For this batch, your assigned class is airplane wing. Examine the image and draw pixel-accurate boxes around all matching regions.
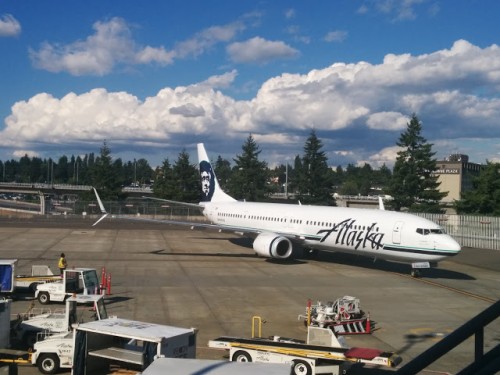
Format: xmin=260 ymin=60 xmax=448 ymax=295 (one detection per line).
xmin=141 ymin=196 xmax=202 ymax=209
xmin=91 ymin=188 xmax=311 ymax=243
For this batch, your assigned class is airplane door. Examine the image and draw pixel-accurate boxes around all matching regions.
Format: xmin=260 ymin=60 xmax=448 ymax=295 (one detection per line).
xmin=392 ymin=221 xmax=404 ymax=244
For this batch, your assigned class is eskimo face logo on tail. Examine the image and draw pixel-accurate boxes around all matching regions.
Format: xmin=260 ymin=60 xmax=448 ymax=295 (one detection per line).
xmin=199 ymin=160 xmax=215 ymax=202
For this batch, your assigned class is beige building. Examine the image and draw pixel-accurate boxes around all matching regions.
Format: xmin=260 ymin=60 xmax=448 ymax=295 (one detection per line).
xmin=433 ymin=154 xmax=482 ymax=203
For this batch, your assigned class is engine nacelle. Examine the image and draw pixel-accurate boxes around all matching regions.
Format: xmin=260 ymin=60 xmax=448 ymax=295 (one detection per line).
xmin=253 ymin=232 xmax=294 ymax=259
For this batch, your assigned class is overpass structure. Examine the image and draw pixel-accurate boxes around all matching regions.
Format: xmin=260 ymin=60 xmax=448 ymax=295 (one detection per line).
xmin=0 ymin=182 xmax=153 ymax=215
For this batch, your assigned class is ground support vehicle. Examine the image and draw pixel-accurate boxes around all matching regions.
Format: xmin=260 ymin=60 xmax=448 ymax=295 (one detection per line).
xmin=70 ymin=317 xmax=197 ymax=375
xmin=298 ymin=296 xmax=373 ymax=335
xmin=13 ymin=294 xmax=107 ymax=348
xmin=0 ymin=298 xmax=32 ymax=371
xmin=0 ymin=259 xmax=60 ymax=295
xmin=35 ymin=268 xmax=100 ymax=304
xmin=208 ymin=325 xmax=401 ymax=375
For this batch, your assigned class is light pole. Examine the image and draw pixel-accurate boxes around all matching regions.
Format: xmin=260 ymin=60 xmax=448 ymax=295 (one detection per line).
xmin=134 ymin=159 xmax=137 ymax=186
xmin=285 ymin=163 xmax=288 ymax=198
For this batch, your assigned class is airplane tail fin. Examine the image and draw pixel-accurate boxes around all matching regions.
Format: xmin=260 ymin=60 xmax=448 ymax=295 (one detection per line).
xmin=197 ymin=143 xmax=236 ymax=204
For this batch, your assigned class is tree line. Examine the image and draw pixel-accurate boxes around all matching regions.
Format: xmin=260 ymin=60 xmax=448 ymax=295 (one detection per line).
xmin=1 ymin=114 xmax=499 ymax=215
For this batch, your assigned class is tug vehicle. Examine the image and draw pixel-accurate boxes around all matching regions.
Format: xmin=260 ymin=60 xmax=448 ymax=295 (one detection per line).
xmin=13 ymin=294 xmax=107 ymax=348
xmin=35 ymin=268 xmax=100 ymax=304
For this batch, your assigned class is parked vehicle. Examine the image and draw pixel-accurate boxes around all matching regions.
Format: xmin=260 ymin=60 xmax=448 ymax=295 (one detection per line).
xmin=13 ymin=294 xmax=107 ymax=348
xmin=35 ymin=268 xmax=99 ymax=304
xmin=32 ymin=317 xmax=197 ymax=375
xmin=0 ymin=259 xmax=60 ymax=295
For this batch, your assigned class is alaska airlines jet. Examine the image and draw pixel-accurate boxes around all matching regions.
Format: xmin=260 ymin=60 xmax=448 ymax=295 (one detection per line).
xmin=196 ymin=143 xmax=460 ymax=276
xmin=93 ymin=143 xmax=461 ymax=276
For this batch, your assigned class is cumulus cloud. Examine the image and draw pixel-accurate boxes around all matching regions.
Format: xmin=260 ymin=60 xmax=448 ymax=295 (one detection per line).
xmin=0 ymin=14 xmax=21 ymax=37
xmin=30 ymin=18 xmax=147 ymax=75
xmin=29 ymin=17 xmax=247 ymax=76
xmin=367 ymin=112 xmax=409 ymax=130
xmin=2 ymin=40 xmax=500 ymax=166
xmin=174 ymin=21 xmax=246 ymax=59
xmin=227 ymin=37 xmax=299 ymax=64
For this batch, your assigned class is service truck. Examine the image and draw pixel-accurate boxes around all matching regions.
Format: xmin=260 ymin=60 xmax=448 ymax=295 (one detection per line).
xmin=35 ymin=268 xmax=100 ymax=304
xmin=13 ymin=294 xmax=108 ymax=348
xmin=69 ymin=317 xmax=197 ymax=375
xmin=0 ymin=259 xmax=60 ymax=295
xmin=209 ymin=325 xmax=402 ymax=375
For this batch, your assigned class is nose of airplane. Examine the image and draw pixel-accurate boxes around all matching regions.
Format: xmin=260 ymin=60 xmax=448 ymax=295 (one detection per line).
xmin=446 ymin=235 xmax=461 ymax=255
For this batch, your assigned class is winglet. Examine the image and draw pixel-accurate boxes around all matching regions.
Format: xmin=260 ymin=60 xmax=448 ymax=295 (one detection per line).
xmin=378 ymin=196 xmax=385 ymax=211
xmin=92 ymin=188 xmax=109 ymax=226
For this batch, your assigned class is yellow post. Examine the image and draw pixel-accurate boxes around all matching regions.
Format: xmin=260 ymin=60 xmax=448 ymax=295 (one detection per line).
xmin=307 ymin=299 xmax=312 ymax=326
xmin=251 ymin=316 xmax=262 ymax=338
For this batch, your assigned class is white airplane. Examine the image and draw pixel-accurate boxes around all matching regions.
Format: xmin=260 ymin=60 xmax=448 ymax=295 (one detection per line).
xmin=94 ymin=143 xmax=461 ymax=277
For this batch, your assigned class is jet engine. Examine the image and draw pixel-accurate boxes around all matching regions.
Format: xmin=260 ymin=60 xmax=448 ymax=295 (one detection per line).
xmin=253 ymin=232 xmax=294 ymax=259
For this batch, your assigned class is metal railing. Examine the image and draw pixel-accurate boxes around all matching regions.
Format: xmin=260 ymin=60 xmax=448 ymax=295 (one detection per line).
xmin=396 ymin=300 xmax=500 ymax=374
xmin=417 ymin=213 xmax=500 ymax=250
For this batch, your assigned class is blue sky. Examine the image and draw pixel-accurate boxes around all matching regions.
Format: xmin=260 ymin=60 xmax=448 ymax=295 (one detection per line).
xmin=0 ymin=0 xmax=499 ymax=169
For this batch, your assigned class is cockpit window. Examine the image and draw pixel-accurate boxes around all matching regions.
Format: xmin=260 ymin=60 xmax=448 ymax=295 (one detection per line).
xmin=430 ymin=228 xmax=444 ymax=234
xmin=417 ymin=228 xmax=444 ymax=235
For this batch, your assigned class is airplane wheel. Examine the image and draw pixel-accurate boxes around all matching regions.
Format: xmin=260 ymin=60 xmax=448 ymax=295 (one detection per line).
xmin=292 ymin=359 xmax=312 ymax=375
xmin=232 ymin=350 xmax=252 ymax=362
xmin=411 ymin=269 xmax=421 ymax=278
xmin=38 ymin=292 xmax=50 ymax=305
xmin=38 ymin=353 xmax=60 ymax=374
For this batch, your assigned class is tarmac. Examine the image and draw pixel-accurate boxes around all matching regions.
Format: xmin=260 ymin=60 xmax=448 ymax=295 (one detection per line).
xmin=0 ymin=215 xmax=499 ymax=375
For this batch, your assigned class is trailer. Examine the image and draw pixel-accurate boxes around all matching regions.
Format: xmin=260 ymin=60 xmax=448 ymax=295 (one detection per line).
xmin=35 ymin=268 xmax=100 ymax=304
xmin=0 ymin=259 xmax=60 ymax=295
xmin=13 ymin=294 xmax=108 ymax=348
xmin=71 ymin=317 xmax=197 ymax=375
xmin=209 ymin=325 xmax=401 ymax=375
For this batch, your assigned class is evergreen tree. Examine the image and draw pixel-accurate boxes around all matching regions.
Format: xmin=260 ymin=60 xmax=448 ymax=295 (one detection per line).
xmin=289 ymin=155 xmax=303 ymax=194
xmin=214 ymin=156 xmax=232 ymax=192
xmin=90 ymin=141 xmax=122 ymax=200
xmin=455 ymin=162 xmax=500 ymax=216
xmin=388 ymin=114 xmax=446 ymax=212
xmin=56 ymin=155 xmax=69 ymax=182
xmin=153 ymin=159 xmax=175 ymax=198
xmin=298 ymin=130 xmax=335 ymax=205
xmin=171 ymin=150 xmax=199 ymax=202
xmin=230 ymin=135 xmax=268 ymax=201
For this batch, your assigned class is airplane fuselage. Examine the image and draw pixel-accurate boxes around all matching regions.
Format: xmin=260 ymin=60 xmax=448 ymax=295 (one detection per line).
xmin=202 ymin=201 xmax=461 ymax=264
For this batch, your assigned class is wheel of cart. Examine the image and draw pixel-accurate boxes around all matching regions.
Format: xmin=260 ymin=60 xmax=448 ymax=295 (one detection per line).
xmin=232 ymin=350 xmax=252 ymax=362
xmin=292 ymin=359 xmax=312 ymax=375
xmin=37 ymin=353 xmax=60 ymax=374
